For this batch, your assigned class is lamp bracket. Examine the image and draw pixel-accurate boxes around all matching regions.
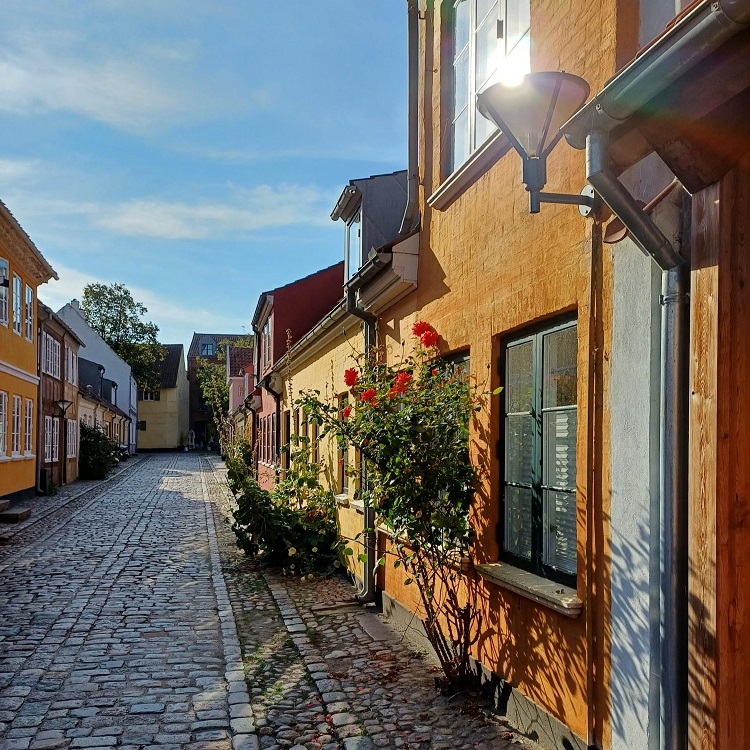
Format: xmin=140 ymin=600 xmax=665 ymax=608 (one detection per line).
xmin=530 ymin=186 xmax=597 ymax=217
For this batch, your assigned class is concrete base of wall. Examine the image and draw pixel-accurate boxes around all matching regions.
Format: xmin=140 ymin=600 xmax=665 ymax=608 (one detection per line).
xmin=381 ymin=590 xmax=590 ymax=750
xmin=0 ymin=485 xmax=36 ymax=504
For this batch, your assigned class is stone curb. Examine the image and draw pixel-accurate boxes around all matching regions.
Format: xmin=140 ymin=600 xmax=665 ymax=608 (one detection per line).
xmin=199 ymin=457 xmax=259 ymax=750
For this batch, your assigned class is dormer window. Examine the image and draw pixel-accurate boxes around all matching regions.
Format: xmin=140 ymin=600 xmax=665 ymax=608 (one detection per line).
xmin=346 ymin=209 xmax=362 ymax=281
xmin=200 ymin=340 xmax=216 ymax=357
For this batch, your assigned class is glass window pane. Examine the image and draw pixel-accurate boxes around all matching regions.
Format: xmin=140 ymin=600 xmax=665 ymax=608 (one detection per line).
xmin=543 ymin=326 xmax=577 ymax=407
xmin=474 ymin=102 xmax=497 ymax=147
xmin=506 ymin=0 xmax=531 ymax=54
xmin=454 ymin=0 xmax=470 ymax=54
xmin=505 ymin=486 xmax=533 ymax=560
xmin=476 ymin=0 xmax=497 ymax=26
xmin=543 ymin=409 xmax=576 ymax=490
xmin=475 ymin=6 xmax=500 ymax=90
xmin=454 ymin=48 xmax=469 ymax=114
xmin=452 ymin=107 xmax=469 ymax=169
xmin=544 ymin=489 xmax=577 ymax=575
xmin=507 ymin=414 xmax=534 ymax=486
xmin=506 ymin=341 xmax=533 ymax=413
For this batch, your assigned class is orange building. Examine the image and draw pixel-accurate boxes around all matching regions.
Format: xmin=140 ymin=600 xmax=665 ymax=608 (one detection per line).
xmin=0 ymin=201 xmax=57 ymax=505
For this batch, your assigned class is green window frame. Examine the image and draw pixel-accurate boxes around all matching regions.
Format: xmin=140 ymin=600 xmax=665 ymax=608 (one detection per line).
xmin=501 ymin=317 xmax=578 ymax=587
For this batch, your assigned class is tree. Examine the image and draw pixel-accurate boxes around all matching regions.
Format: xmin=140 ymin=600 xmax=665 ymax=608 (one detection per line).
xmin=81 ymin=283 xmax=164 ymax=391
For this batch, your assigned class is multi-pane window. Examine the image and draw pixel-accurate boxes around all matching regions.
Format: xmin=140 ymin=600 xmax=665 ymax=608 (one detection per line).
xmin=450 ymin=0 xmax=531 ymax=171
xmin=65 ymin=345 xmax=78 ymax=385
xmin=67 ymin=419 xmax=77 ymax=458
xmin=42 ymin=333 xmax=61 ymax=378
xmin=503 ymin=319 xmax=578 ymax=586
xmin=261 ymin=317 xmax=272 ymax=370
xmin=24 ymin=399 xmax=33 ymax=454
xmin=345 ymin=209 xmax=362 ymax=281
xmin=24 ymin=285 xmax=33 ymax=341
xmin=44 ymin=415 xmax=52 ymax=462
xmin=0 ymin=258 xmax=8 ymax=325
xmin=12 ymin=274 xmax=22 ymax=334
xmin=338 ymin=394 xmax=349 ymax=495
xmin=0 ymin=392 xmax=7 ymax=454
xmin=11 ymin=395 xmax=21 ymax=455
xmin=200 ymin=341 xmax=216 ymax=356
xmin=138 ymin=390 xmax=160 ymax=401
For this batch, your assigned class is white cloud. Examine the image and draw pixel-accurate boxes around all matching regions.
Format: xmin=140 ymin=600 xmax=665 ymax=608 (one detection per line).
xmin=97 ymin=184 xmax=337 ymax=240
xmin=0 ymin=158 xmax=38 ymax=183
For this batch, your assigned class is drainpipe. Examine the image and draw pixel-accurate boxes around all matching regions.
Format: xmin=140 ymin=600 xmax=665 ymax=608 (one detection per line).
xmin=346 ymin=288 xmax=377 ymax=604
xmin=399 ymin=0 xmax=420 ymax=236
xmin=586 ymin=130 xmax=689 ymax=750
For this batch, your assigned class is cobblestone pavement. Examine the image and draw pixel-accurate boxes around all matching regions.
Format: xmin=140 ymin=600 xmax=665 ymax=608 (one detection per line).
xmin=0 ymin=453 xmax=536 ymax=750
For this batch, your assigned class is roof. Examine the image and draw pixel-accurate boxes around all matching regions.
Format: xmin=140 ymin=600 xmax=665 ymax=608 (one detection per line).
xmin=227 ymin=345 xmax=254 ymax=376
xmin=251 ymin=261 xmax=344 ymax=327
xmin=0 ymin=200 xmax=58 ymax=284
xmin=187 ymin=333 xmax=247 ymax=359
xmin=37 ymin=301 xmax=86 ymax=348
xmin=158 ymin=344 xmax=184 ymax=389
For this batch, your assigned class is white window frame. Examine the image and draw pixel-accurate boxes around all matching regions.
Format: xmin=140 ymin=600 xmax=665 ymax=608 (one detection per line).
xmin=12 ymin=274 xmax=22 ymax=335
xmin=24 ymin=398 xmax=33 ymax=454
xmin=52 ymin=416 xmax=59 ymax=462
xmin=0 ymin=392 xmax=7 ymax=455
xmin=44 ymin=415 xmax=52 ymax=462
xmin=0 ymin=258 xmax=9 ymax=326
xmin=449 ymin=0 xmax=531 ymax=172
xmin=66 ymin=419 xmax=77 ymax=458
xmin=65 ymin=345 xmax=78 ymax=385
xmin=261 ymin=317 xmax=272 ymax=370
xmin=24 ymin=285 xmax=34 ymax=341
xmin=11 ymin=395 xmax=21 ymax=456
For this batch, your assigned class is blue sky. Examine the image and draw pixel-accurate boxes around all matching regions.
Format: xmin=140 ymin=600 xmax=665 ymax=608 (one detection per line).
xmin=0 ymin=1 xmax=407 ymax=347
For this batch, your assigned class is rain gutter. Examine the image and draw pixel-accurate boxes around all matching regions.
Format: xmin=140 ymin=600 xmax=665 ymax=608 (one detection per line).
xmin=399 ymin=0 xmax=421 ymax=235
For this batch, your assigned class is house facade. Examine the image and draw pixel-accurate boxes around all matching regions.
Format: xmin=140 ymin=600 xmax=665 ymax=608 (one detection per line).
xmin=0 ymin=201 xmax=57 ymax=503
xmin=251 ymin=263 xmax=344 ymax=491
xmin=227 ymin=345 xmax=255 ymax=447
xmin=136 ymin=344 xmax=189 ymax=451
xmin=37 ymin=302 xmax=84 ymax=490
xmin=57 ymin=300 xmax=138 ymax=453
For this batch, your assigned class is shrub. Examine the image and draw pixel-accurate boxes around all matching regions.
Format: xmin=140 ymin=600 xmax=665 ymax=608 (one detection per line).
xmin=78 ymin=422 xmax=119 ymax=480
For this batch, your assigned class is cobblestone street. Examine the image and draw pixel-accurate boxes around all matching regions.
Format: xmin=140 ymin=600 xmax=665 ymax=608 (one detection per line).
xmin=0 ymin=454 xmax=529 ymax=750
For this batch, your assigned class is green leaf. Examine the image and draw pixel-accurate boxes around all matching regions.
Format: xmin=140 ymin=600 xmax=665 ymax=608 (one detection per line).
xmin=404 ymin=578 xmax=413 ymax=586
xmin=344 ymin=548 xmax=354 ymax=556
xmin=492 ymin=386 xmax=504 ymax=395
xmin=357 ymin=553 xmax=368 ymax=563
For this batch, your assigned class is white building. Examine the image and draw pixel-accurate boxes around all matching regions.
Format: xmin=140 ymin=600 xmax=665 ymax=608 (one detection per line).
xmin=56 ymin=300 xmax=138 ymax=454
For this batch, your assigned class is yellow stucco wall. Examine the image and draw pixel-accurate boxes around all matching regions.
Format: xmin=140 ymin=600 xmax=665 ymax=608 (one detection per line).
xmin=280 ymin=319 xmax=366 ymax=581
xmin=0 ymin=373 xmax=38 ymax=497
xmin=137 ymin=387 xmax=185 ymax=449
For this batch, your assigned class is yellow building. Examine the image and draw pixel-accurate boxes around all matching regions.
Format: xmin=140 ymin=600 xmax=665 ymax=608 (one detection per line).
xmin=136 ymin=344 xmax=189 ymax=450
xmin=0 ymin=201 xmax=57 ymax=504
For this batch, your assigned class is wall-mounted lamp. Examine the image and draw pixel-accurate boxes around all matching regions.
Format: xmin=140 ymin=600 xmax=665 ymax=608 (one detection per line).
xmin=55 ymin=399 xmax=74 ymax=485
xmin=0 ymin=277 xmax=8 ymax=288
xmin=477 ymin=72 xmax=595 ymax=215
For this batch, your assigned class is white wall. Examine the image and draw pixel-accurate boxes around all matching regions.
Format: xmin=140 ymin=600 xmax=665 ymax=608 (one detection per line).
xmin=57 ymin=301 xmax=138 ymax=452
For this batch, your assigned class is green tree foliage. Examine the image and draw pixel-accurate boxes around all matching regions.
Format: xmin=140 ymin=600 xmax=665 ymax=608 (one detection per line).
xmin=78 ymin=422 xmax=119 ymax=480
xmin=297 ymin=322 xmax=495 ymax=686
xmin=81 ymin=283 xmax=163 ymax=391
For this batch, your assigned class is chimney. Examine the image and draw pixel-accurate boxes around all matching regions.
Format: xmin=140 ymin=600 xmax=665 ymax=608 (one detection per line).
xmin=71 ymin=299 xmax=81 ymax=311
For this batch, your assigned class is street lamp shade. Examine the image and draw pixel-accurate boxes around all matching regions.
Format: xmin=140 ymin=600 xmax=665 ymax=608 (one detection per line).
xmin=55 ymin=399 xmax=74 ymax=414
xmin=477 ymin=72 xmax=590 ymax=160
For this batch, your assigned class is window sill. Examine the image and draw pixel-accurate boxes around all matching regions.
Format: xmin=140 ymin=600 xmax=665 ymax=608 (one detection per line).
xmin=476 ymin=562 xmax=582 ymax=618
xmin=0 ymin=455 xmax=11 ymax=462
xmin=427 ymin=130 xmax=511 ymax=211
xmin=11 ymin=453 xmax=24 ymax=461
xmin=335 ymin=493 xmax=350 ymax=507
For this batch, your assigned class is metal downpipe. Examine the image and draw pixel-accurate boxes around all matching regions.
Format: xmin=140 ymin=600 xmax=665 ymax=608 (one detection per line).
xmin=585 ymin=130 xmax=689 ymax=750
xmin=346 ymin=290 xmax=378 ymax=604
xmin=399 ymin=0 xmax=420 ymax=236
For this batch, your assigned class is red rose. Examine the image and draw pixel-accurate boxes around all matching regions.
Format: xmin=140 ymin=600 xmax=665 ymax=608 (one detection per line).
xmin=360 ymin=388 xmax=377 ymax=403
xmin=344 ymin=368 xmax=359 ymax=387
xmin=431 ymin=368 xmax=439 ymax=376
xmin=412 ymin=320 xmax=433 ymax=337
xmin=342 ymin=406 xmax=352 ymax=419
xmin=394 ymin=371 xmax=412 ymax=387
xmin=388 ymin=386 xmax=400 ymax=399
xmin=420 ymin=330 xmax=439 ymax=348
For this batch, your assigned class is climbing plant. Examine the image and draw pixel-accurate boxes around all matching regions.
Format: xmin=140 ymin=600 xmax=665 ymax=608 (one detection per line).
xmin=296 ymin=322 xmax=495 ymax=686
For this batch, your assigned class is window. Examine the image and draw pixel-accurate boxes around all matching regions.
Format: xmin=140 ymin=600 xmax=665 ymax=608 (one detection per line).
xmin=261 ymin=317 xmax=272 ymax=370
xmin=11 ymin=396 xmax=21 ymax=455
xmin=42 ymin=333 xmax=61 ymax=378
xmin=138 ymin=390 xmax=160 ymax=401
xmin=502 ymin=319 xmax=577 ymax=586
xmin=12 ymin=274 xmax=22 ymax=334
xmin=0 ymin=392 xmax=7 ymax=455
xmin=65 ymin=346 xmax=78 ymax=385
xmin=44 ymin=415 xmax=52 ymax=462
xmin=67 ymin=419 xmax=77 ymax=458
xmin=24 ymin=399 xmax=33 ymax=454
xmin=345 ymin=209 xmax=362 ymax=280
xmin=52 ymin=417 xmax=59 ymax=460
xmin=200 ymin=340 xmax=216 ymax=357
xmin=0 ymin=258 xmax=8 ymax=325
xmin=449 ymin=0 xmax=531 ymax=171
xmin=24 ymin=285 xmax=33 ymax=341
xmin=338 ymin=394 xmax=349 ymax=495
